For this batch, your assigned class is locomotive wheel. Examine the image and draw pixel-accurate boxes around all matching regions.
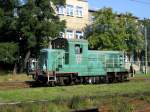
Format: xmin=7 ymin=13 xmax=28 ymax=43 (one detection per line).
xmin=82 ymin=77 xmax=88 ymax=84
xmin=58 ymin=77 xmax=65 ymax=86
xmin=118 ymin=74 xmax=123 ymax=82
xmin=105 ymin=75 xmax=112 ymax=83
xmin=47 ymin=81 xmax=55 ymax=87
xmin=50 ymin=82 xmax=55 ymax=87
xmin=99 ymin=76 xmax=106 ymax=83
xmin=105 ymin=76 xmax=109 ymax=83
xmin=123 ymin=74 xmax=128 ymax=81
xmin=73 ymin=77 xmax=81 ymax=84
xmin=63 ymin=77 xmax=72 ymax=85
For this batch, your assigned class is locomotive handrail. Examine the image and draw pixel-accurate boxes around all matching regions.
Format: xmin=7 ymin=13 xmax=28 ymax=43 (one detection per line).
xmin=51 ymin=51 xmax=128 ymax=70
xmin=52 ymin=52 xmax=66 ymax=71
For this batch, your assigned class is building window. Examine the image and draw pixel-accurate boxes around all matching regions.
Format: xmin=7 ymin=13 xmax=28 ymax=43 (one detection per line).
xmin=66 ymin=5 xmax=74 ymax=16
xmin=76 ymin=31 xmax=83 ymax=39
xmin=57 ymin=6 xmax=65 ymax=15
xmin=66 ymin=30 xmax=73 ymax=39
xmin=60 ymin=32 xmax=65 ymax=38
xmin=76 ymin=6 xmax=83 ymax=17
xmin=90 ymin=16 xmax=95 ymax=22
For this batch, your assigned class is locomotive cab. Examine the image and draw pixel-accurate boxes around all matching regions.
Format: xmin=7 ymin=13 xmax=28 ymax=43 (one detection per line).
xmin=36 ymin=38 xmax=89 ymax=83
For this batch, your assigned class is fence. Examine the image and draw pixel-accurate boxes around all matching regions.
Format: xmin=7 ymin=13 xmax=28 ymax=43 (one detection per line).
xmin=125 ymin=61 xmax=150 ymax=74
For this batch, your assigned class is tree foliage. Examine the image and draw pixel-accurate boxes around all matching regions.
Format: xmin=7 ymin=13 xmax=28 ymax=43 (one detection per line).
xmin=85 ymin=8 xmax=144 ymax=53
xmin=141 ymin=19 xmax=150 ymax=63
xmin=0 ymin=42 xmax=18 ymax=64
xmin=0 ymin=0 xmax=66 ymax=72
xmin=16 ymin=0 xmax=66 ymax=48
xmin=0 ymin=0 xmax=18 ymax=66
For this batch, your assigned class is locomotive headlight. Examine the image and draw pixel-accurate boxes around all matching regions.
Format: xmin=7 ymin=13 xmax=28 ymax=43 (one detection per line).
xmin=43 ymin=64 xmax=46 ymax=70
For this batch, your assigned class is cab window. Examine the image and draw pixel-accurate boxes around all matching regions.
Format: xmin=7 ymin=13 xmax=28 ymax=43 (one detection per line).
xmin=75 ymin=44 xmax=82 ymax=54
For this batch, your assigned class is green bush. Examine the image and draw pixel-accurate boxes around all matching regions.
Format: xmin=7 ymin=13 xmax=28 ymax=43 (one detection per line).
xmin=0 ymin=103 xmax=69 ymax=112
xmin=111 ymin=97 xmax=134 ymax=112
xmin=69 ymin=96 xmax=94 ymax=109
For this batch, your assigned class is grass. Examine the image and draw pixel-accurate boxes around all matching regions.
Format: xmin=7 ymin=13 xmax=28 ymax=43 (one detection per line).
xmin=0 ymin=74 xmax=149 ymax=112
xmin=111 ymin=97 xmax=135 ymax=112
xmin=0 ymin=102 xmax=70 ymax=112
xmin=0 ymin=75 xmax=149 ymax=102
xmin=133 ymin=73 xmax=150 ymax=77
xmin=0 ymin=83 xmax=148 ymax=102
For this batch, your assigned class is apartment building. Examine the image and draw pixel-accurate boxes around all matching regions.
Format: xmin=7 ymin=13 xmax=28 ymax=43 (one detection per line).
xmin=56 ymin=0 xmax=89 ymax=39
xmin=88 ymin=9 xmax=96 ymax=25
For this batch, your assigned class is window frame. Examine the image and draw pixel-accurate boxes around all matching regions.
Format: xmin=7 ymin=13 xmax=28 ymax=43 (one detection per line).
xmin=76 ymin=6 xmax=83 ymax=18
xmin=76 ymin=31 xmax=83 ymax=39
xmin=66 ymin=5 xmax=74 ymax=16
xmin=57 ymin=5 xmax=65 ymax=15
xmin=66 ymin=30 xmax=74 ymax=39
xmin=75 ymin=44 xmax=83 ymax=54
xmin=60 ymin=32 xmax=65 ymax=38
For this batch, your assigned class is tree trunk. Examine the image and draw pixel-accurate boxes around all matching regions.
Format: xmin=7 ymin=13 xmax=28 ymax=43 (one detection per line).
xmin=127 ymin=52 xmax=131 ymax=62
xmin=48 ymin=39 xmax=52 ymax=48
xmin=20 ymin=50 xmax=31 ymax=73
xmin=24 ymin=50 xmax=31 ymax=69
xmin=137 ymin=49 xmax=141 ymax=69
xmin=13 ymin=62 xmax=17 ymax=75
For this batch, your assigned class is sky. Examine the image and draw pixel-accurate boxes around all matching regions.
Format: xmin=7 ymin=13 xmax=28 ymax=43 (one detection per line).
xmin=88 ymin=0 xmax=150 ymax=19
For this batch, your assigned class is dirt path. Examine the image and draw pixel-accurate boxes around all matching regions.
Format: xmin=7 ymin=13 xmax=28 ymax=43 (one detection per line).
xmin=130 ymin=99 xmax=150 ymax=112
xmin=98 ymin=98 xmax=150 ymax=112
xmin=0 ymin=81 xmax=33 ymax=90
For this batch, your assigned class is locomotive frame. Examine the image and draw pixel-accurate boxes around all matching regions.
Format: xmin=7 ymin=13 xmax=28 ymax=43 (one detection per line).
xmin=34 ymin=38 xmax=129 ymax=86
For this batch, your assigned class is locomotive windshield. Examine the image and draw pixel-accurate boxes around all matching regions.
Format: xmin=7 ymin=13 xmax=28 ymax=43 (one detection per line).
xmin=39 ymin=51 xmax=48 ymax=70
xmin=52 ymin=38 xmax=68 ymax=51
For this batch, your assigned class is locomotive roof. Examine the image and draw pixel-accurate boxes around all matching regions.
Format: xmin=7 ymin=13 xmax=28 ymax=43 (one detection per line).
xmin=40 ymin=49 xmax=64 ymax=52
xmin=89 ymin=50 xmax=124 ymax=54
xmin=52 ymin=38 xmax=88 ymax=44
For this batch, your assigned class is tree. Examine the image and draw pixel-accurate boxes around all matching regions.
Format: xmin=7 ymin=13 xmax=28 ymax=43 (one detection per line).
xmin=0 ymin=0 xmax=66 ymax=73
xmin=16 ymin=0 xmax=66 ymax=71
xmin=0 ymin=0 xmax=19 ymax=74
xmin=0 ymin=8 xmax=4 ymax=28
xmin=85 ymin=8 xmax=127 ymax=50
xmin=0 ymin=0 xmax=19 ymax=39
xmin=147 ymin=26 xmax=150 ymax=65
xmin=124 ymin=13 xmax=144 ymax=62
xmin=0 ymin=42 xmax=18 ymax=64
xmin=141 ymin=19 xmax=150 ymax=65
xmin=85 ymin=8 xmax=144 ymax=61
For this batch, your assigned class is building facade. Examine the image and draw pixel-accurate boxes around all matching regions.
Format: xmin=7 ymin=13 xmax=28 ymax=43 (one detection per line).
xmin=56 ymin=0 xmax=89 ymax=39
xmin=88 ymin=9 xmax=96 ymax=25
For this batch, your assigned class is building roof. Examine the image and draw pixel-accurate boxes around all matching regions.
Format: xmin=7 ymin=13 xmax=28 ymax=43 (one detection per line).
xmin=88 ymin=9 xmax=97 ymax=13
xmin=117 ymin=14 xmax=139 ymax=19
xmin=88 ymin=9 xmax=139 ymax=19
xmin=77 ymin=0 xmax=88 ymax=2
xmin=53 ymin=38 xmax=88 ymax=44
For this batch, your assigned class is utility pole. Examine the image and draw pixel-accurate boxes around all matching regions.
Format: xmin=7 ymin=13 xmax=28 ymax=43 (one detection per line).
xmin=145 ymin=26 xmax=148 ymax=74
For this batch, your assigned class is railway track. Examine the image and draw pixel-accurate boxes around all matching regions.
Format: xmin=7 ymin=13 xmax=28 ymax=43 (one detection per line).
xmin=71 ymin=107 xmax=99 ymax=112
xmin=0 ymin=76 xmax=148 ymax=90
xmin=0 ymin=81 xmax=34 ymax=90
xmin=0 ymin=99 xmax=99 ymax=112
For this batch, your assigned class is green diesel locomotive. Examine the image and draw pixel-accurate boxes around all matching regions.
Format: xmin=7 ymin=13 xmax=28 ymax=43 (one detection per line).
xmin=35 ymin=38 xmax=129 ymax=85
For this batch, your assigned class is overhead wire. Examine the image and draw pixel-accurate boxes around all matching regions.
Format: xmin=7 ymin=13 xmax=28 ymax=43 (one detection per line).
xmin=130 ymin=0 xmax=150 ymax=5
